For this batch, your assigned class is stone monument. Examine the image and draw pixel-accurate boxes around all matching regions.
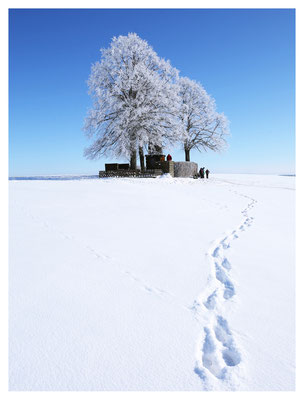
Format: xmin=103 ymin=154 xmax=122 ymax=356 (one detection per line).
xmin=174 ymin=162 xmax=198 ymax=178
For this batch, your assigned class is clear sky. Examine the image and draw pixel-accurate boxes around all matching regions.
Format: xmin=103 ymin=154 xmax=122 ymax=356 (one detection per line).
xmin=9 ymin=8 xmax=295 ymax=176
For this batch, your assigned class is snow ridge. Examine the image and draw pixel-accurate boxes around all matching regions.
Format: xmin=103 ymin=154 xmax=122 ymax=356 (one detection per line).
xmin=193 ymin=191 xmax=257 ymax=389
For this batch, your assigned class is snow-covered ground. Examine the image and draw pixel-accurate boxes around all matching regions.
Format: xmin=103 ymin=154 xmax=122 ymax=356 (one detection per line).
xmin=9 ymin=174 xmax=295 ymax=391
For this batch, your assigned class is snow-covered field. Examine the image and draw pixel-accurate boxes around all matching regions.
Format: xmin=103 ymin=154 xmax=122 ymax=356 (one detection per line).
xmin=9 ymin=174 xmax=295 ymax=391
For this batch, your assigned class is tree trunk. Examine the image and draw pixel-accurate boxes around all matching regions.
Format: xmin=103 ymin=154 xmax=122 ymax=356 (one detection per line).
xmin=185 ymin=148 xmax=190 ymax=161
xmin=130 ymin=149 xmax=137 ymax=170
xmin=139 ymin=146 xmax=145 ymax=171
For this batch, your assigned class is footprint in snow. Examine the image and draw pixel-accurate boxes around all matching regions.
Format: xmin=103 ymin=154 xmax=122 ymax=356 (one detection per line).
xmin=212 ymin=246 xmax=221 ymax=258
xmin=214 ymin=316 xmax=241 ymax=367
xmin=197 ymin=316 xmax=241 ymax=381
xmin=202 ymin=327 xmax=227 ymax=380
xmin=221 ymin=258 xmax=231 ymax=271
xmin=220 ymin=239 xmax=230 ymax=249
xmin=215 ymin=263 xmax=235 ymax=299
xmin=204 ymin=290 xmax=218 ymax=310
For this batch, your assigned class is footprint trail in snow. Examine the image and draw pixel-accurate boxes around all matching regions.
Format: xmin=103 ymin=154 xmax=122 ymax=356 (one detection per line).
xmin=193 ymin=190 xmax=257 ymax=388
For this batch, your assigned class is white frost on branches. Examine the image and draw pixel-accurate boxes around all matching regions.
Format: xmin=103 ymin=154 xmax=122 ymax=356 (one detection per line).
xmin=178 ymin=76 xmax=229 ymax=160
xmin=84 ymin=33 xmax=181 ymax=160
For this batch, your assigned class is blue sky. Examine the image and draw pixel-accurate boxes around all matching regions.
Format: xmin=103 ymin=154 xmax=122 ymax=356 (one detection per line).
xmin=9 ymin=8 xmax=295 ymax=176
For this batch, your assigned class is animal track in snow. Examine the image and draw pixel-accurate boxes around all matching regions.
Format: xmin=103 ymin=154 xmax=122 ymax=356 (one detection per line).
xmin=19 ymin=204 xmax=177 ymax=307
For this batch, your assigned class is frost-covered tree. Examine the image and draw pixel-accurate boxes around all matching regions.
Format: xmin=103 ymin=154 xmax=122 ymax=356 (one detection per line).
xmin=178 ymin=77 xmax=229 ymax=161
xmin=84 ymin=33 xmax=181 ymax=170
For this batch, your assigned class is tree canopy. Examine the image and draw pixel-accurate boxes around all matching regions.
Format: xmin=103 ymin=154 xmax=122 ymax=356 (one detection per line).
xmin=177 ymin=77 xmax=229 ymax=161
xmin=84 ymin=33 xmax=229 ymax=167
xmin=84 ymin=33 xmax=181 ymax=167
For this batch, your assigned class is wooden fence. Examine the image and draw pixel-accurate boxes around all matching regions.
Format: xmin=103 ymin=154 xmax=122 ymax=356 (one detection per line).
xmin=99 ymin=169 xmax=163 ymax=178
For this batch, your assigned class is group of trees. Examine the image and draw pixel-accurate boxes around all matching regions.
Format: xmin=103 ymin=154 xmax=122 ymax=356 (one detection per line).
xmin=84 ymin=33 xmax=229 ymax=169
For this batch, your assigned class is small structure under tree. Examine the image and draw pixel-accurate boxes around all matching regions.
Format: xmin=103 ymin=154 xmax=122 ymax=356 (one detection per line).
xmin=99 ymin=159 xmax=196 ymax=178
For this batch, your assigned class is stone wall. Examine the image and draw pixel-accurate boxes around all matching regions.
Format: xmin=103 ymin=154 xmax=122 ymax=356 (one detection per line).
xmin=160 ymin=161 xmax=174 ymax=177
xmin=174 ymin=162 xmax=198 ymax=178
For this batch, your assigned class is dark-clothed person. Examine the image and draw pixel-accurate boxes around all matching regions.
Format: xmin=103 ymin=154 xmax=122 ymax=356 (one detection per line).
xmin=206 ymin=169 xmax=210 ymax=179
xmin=199 ymin=167 xmax=205 ymax=178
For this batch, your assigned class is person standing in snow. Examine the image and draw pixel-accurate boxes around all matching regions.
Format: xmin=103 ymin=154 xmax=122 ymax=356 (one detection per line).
xmin=167 ymin=154 xmax=172 ymax=161
xmin=199 ymin=167 xmax=205 ymax=178
xmin=206 ymin=169 xmax=210 ymax=179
